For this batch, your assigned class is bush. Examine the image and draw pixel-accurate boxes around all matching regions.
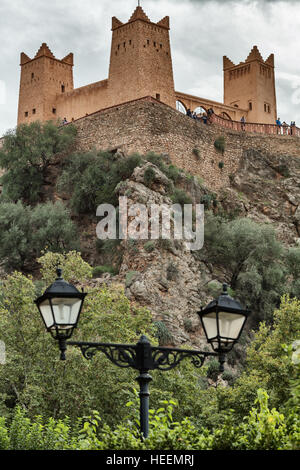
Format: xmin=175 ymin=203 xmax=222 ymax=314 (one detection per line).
xmin=0 ymin=266 xmax=155 ymax=424
xmin=0 ymin=391 xmax=298 ymax=450
xmin=214 ymin=136 xmax=226 ymax=154
xmin=171 ymin=188 xmax=192 ymax=206
xmin=143 ymin=167 xmax=156 ymax=187
xmin=193 ymin=148 xmax=201 ymax=159
xmin=202 ymin=213 xmax=286 ymax=325
xmin=166 ymin=262 xmax=179 ymax=281
xmin=92 ymin=265 xmax=117 ymax=277
xmin=153 ymin=321 xmax=174 ymax=346
xmin=200 ymin=193 xmax=218 ymax=209
xmin=206 ymin=359 xmax=221 ymax=382
xmin=183 ymin=318 xmax=193 ymax=332
xmin=125 ymin=271 xmax=139 ymax=287
xmin=144 ymin=241 xmax=156 ymax=252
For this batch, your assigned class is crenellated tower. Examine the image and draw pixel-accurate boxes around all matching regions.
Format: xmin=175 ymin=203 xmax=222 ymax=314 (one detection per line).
xmin=108 ymin=6 xmax=176 ymax=108
xmin=223 ymin=45 xmax=277 ymax=124
xmin=18 ymin=43 xmax=74 ymax=125
xmin=16 ymin=7 xmax=279 ymax=128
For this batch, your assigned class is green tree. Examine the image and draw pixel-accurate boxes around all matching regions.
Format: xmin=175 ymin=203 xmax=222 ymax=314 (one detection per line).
xmin=37 ymin=250 xmax=93 ymax=285
xmin=215 ymin=296 xmax=300 ymax=422
xmin=203 ymin=214 xmax=286 ymax=324
xmin=0 ymin=201 xmax=78 ymax=270
xmin=0 ymin=259 xmax=155 ymax=424
xmin=0 ymin=121 xmax=77 ymax=204
xmin=57 ymin=151 xmax=142 ymax=214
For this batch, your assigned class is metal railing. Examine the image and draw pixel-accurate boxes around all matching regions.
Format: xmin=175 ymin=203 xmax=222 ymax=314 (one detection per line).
xmin=210 ymin=114 xmax=300 ymax=137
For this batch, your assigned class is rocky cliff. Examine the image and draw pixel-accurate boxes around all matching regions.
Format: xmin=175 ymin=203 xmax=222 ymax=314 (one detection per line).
xmin=81 ymin=140 xmax=300 ymax=349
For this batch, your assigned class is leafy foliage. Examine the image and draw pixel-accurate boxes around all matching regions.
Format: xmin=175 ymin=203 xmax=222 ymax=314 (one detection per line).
xmin=0 ymin=390 xmax=298 ymax=450
xmin=0 ymin=257 xmax=155 ymax=424
xmin=92 ymin=265 xmax=118 ymax=277
xmin=215 ymin=296 xmax=300 ymax=421
xmin=37 ymin=250 xmax=93 ymax=285
xmin=202 ymin=213 xmax=286 ymax=325
xmin=0 ymin=121 xmax=77 ymax=204
xmin=214 ymin=136 xmax=226 ymax=154
xmin=0 ymin=201 xmax=78 ymax=270
xmin=57 ymin=151 xmax=143 ymax=214
xmin=153 ymin=321 xmax=174 ymax=346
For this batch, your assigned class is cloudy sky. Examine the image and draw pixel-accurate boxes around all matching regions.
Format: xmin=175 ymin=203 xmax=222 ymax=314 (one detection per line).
xmin=0 ymin=0 xmax=300 ymax=136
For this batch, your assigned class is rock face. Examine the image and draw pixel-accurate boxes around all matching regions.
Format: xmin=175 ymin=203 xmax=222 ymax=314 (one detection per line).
xmin=114 ymin=162 xmax=211 ymax=347
xmin=97 ymin=145 xmax=300 ymax=348
xmin=223 ymin=148 xmax=300 ymax=244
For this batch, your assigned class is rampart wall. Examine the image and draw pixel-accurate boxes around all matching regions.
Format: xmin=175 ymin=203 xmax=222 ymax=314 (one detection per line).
xmin=71 ymin=98 xmax=300 ymax=190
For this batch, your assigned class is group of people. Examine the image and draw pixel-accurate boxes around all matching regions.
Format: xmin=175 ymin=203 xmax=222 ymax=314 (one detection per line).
xmin=186 ymin=107 xmax=215 ymax=124
xmin=276 ymin=117 xmax=296 ymax=135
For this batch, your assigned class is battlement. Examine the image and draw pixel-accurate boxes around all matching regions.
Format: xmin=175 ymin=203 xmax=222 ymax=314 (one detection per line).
xmin=223 ymin=45 xmax=274 ymax=71
xmin=112 ymin=6 xmax=170 ymax=31
xmin=20 ymin=43 xmax=74 ymax=67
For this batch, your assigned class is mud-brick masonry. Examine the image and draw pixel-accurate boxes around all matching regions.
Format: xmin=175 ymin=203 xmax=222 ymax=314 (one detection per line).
xmin=71 ymin=98 xmax=300 ymax=191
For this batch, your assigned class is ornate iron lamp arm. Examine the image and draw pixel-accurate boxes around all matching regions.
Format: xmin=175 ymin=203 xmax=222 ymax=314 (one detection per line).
xmin=63 ymin=335 xmax=222 ymax=439
xmin=67 ymin=340 xmax=138 ymax=368
xmin=151 ymin=345 xmax=218 ymax=371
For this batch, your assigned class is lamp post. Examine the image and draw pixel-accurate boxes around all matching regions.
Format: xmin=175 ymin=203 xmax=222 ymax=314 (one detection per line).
xmin=35 ymin=271 xmax=250 ymax=438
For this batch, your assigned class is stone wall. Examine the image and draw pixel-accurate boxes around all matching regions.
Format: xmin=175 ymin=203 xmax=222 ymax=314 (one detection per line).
xmin=72 ymin=98 xmax=300 ymax=191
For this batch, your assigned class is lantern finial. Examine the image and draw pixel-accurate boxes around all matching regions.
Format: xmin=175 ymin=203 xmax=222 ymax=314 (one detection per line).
xmin=222 ymin=283 xmax=228 ymax=294
xmin=56 ymin=267 xmax=63 ymax=279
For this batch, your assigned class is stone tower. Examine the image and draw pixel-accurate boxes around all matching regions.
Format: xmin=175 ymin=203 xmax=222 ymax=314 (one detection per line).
xmin=108 ymin=6 xmax=176 ymax=108
xmin=18 ymin=43 xmax=74 ymax=125
xmin=223 ymin=46 xmax=277 ymax=124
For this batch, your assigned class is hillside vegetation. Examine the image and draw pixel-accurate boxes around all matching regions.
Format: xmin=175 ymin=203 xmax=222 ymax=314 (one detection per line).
xmin=0 ymin=121 xmax=299 ymax=450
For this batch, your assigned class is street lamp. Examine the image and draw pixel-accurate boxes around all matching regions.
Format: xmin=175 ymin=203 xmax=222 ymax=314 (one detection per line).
xmin=35 ymin=269 xmax=250 ymax=438
xmin=34 ymin=268 xmax=86 ymax=359
xmin=198 ymin=284 xmax=250 ymax=366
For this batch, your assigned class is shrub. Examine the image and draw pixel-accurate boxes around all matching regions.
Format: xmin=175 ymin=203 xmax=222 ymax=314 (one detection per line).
xmin=57 ymin=152 xmax=143 ymax=215
xmin=206 ymin=359 xmax=221 ymax=382
xmin=200 ymin=193 xmax=218 ymax=209
xmin=92 ymin=265 xmax=117 ymax=277
xmin=275 ymin=163 xmax=290 ymax=178
xmin=125 ymin=271 xmax=139 ymax=287
xmin=214 ymin=136 xmax=226 ymax=154
xmin=171 ymin=188 xmax=192 ymax=206
xmin=153 ymin=321 xmax=174 ymax=346
xmin=183 ymin=318 xmax=193 ymax=332
xmin=144 ymin=241 xmax=156 ymax=253
xmin=143 ymin=167 xmax=156 ymax=187
xmin=0 ymin=391 xmax=298 ymax=450
xmin=166 ymin=262 xmax=179 ymax=281
xmin=218 ymin=161 xmax=224 ymax=170
xmin=166 ymin=164 xmax=182 ymax=183
xmin=193 ymin=148 xmax=201 ymax=159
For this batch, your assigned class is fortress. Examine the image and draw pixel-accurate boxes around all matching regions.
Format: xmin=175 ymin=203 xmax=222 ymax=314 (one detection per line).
xmin=17 ymin=5 xmax=277 ymax=126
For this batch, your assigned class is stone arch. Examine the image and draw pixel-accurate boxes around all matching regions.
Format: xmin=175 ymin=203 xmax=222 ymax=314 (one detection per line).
xmin=193 ymin=105 xmax=207 ymax=116
xmin=220 ymin=112 xmax=232 ymax=120
xmin=176 ymin=100 xmax=187 ymax=114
